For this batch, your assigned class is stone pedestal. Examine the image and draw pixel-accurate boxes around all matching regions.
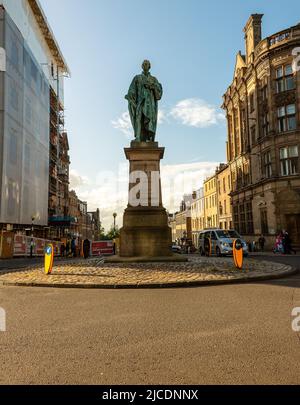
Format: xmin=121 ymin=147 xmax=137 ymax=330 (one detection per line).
xmin=120 ymin=141 xmax=172 ymax=257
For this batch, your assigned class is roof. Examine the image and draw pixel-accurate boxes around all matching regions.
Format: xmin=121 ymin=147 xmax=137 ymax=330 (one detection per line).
xmin=27 ymin=0 xmax=70 ymax=75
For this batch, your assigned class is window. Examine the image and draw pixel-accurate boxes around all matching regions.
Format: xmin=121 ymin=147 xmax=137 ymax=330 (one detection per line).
xmin=262 ymin=112 xmax=269 ymax=137
xmin=278 ymin=104 xmax=296 ymax=132
xmin=261 ymin=85 xmax=268 ymax=101
xmin=269 ymin=32 xmax=290 ymax=46
xmin=260 ymin=209 xmax=269 ymax=234
xmin=251 ymin=125 xmax=256 ymax=145
xmin=211 ymin=231 xmax=217 ymax=240
xmin=276 ymin=64 xmax=295 ymax=93
xmin=262 ymin=151 xmax=272 ymax=178
xmin=228 ymin=175 xmax=231 ymax=190
xmin=219 ymin=202 xmax=223 ymax=216
xmin=280 ymin=146 xmax=299 ymax=176
xmin=249 ymin=93 xmax=255 ymax=113
xmin=246 ymin=202 xmax=254 ymax=234
xmin=243 ymin=163 xmax=250 ymax=186
xmin=234 ymin=108 xmax=240 ymax=156
xmin=232 ymin=171 xmax=236 ymax=191
xmin=239 ymin=203 xmax=246 ymax=234
xmin=224 ymin=200 xmax=227 ymax=215
xmin=233 ymin=206 xmax=239 ymax=233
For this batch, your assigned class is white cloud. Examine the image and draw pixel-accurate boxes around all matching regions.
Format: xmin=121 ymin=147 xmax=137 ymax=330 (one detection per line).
xmin=69 ymin=169 xmax=90 ymax=188
xmin=161 ymin=161 xmax=218 ymax=213
xmin=111 ymin=112 xmax=132 ymax=138
xmin=70 ymin=161 xmax=218 ymax=231
xmin=170 ymin=98 xmax=225 ymax=128
xmin=112 ymin=109 xmax=166 ymax=139
xmin=112 ymin=99 xmax=225 ymax=137
xmin=158 ymin=109 xmax=166 ymax=124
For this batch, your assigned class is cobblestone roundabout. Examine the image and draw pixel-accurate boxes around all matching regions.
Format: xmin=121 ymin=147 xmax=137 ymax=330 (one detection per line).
xmin=0 ymin=256 xmax=295 ymax=288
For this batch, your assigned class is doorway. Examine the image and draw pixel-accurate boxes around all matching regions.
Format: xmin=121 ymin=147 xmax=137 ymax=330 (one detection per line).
xmin=286 ymin=215 xmax=300 ymax=247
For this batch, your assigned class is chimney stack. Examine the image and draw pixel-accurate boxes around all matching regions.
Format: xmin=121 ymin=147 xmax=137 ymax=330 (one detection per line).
xmin=244 ymin=14 xmax=264 ymax=65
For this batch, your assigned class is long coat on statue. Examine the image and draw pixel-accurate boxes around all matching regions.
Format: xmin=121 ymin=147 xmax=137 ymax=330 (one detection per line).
xmin=125 ymin=73 xmax=163 ymax=142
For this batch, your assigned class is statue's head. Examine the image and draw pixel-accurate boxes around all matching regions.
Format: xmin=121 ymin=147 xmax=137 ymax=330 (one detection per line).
xmin=142 ymin=60 xmax=151 ymax=74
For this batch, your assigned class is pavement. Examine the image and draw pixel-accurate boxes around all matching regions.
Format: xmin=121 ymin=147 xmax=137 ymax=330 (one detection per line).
xmin=0 ymin=253 xmax=299 ymax=384
xmin=0 ymin=255 xmax=295 ymax=288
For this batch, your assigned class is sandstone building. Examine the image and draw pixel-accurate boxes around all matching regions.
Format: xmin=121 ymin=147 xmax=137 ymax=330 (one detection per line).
xmin=222 ymin=14 xmax=300 ymax=248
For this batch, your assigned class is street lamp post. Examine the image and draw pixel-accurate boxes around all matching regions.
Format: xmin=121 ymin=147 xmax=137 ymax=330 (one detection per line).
xmin=113 ymin=213 xmax=117 ymax=233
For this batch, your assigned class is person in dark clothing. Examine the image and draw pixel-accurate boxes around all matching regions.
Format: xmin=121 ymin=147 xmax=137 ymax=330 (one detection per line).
xmin=284 ymin=232 xmax=296 ymax=255
xmin=83 ymin=239 xmax=90 ymax=259
xmin=204 ymin=236 xmax=211 ymax=257
xmin=71 ymin=238 xmax=76 ymax=257
xmin=60 ymin=243 xmax=65 ymax=257
xmin=258 ymin=235 xmax=265 ymax=252
xmin=66 ymin=241 xmax=70 ymax=257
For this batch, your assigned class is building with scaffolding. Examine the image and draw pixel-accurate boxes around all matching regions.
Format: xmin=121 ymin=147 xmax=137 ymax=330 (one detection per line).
xmin=0 ymin=0 xmax=70 ymax=237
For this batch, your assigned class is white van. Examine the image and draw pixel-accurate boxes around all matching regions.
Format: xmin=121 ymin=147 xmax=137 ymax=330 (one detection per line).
xmin=198 ymin=229 xmax=248 ymax=257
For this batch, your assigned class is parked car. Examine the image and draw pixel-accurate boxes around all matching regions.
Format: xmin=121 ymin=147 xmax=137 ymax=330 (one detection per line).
xmin=172 ymin=245 xmax=182 ymax=254
xmin=198 ymin=229 xmax=248 ymax=257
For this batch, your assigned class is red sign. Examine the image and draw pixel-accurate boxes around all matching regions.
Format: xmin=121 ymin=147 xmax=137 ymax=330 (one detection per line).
xmin=92 ymin=241 xmax=114 ymax=256
xmin=13 ymin=235 xmax=63 ymax=257
xmin=14 ymin=235 xmax=27 ymax=256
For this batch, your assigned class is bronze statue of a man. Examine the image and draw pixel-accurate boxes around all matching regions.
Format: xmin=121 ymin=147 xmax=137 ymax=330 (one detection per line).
xmin=125 ymin=60 xmax=163 ymax=142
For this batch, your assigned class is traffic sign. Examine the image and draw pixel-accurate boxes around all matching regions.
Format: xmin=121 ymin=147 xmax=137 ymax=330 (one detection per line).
xmin=44 ymin=244 xmax=54 ymax=275
xmin=233 ymin=239 xmax=243 ymax=270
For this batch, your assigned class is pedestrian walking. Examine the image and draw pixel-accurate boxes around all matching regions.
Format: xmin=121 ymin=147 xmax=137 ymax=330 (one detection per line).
xmin=273 ymin=232 xmax=284 ymax=254
xmin=258 ymin=234 xmax=265 ymax=252
xmin=83 ymin=239 xmax=90 ymax=259
xmin=30 ymin=238 xmax=34 ymax=258
xmin=66 ymin=240 xmax=70 ymax=257
xmin=204 ymin=235 xmax=210 ymax=257
xmin=60 ymin=243 xmax=65 ymax=257
xmin=284 ymin=231 xmax=296 ymax=255
xmin=71 ymin=238 xmax=76 ymax=257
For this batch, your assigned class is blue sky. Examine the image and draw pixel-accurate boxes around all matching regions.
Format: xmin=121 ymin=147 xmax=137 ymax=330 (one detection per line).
xmin=40 ymin=0 xmax=300 ymax=229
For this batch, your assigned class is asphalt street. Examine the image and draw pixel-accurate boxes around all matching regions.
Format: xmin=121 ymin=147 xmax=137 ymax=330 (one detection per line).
xmin=0 ymin=254 xmax=299 ymax=385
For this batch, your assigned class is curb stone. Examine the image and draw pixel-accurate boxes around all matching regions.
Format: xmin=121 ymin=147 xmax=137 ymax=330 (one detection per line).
xmin=0 ymin=265 xmax=297 ymax=290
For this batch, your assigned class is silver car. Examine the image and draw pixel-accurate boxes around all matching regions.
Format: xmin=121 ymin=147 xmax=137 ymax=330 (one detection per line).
xmin=199 ymin=229 xmax=248 ymax=257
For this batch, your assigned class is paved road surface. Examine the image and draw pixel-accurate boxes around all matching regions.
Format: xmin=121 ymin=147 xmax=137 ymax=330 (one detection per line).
xmin=0 ymin=254 xmax=299 ymax=384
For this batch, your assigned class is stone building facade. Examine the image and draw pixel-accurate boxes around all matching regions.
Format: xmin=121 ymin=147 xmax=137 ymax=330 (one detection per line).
xmin=204 ymin=173 xmax=218 ymax=229
xmin=216 ymin=164 xmax=233 ymax=230
xmin=191 ymin=188 xmax=205 ymax=247
xmin=222 ymin=14 xmax=300 ymax=248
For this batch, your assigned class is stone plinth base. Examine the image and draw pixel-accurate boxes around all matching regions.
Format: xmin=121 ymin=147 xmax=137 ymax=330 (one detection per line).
xmin=119 ymin=141 xmax=172 ymax=258
xmin=120 ymin=206 xmax=172 ymax=257
xmin=105 ymin=254 xmax=188 ymax=263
